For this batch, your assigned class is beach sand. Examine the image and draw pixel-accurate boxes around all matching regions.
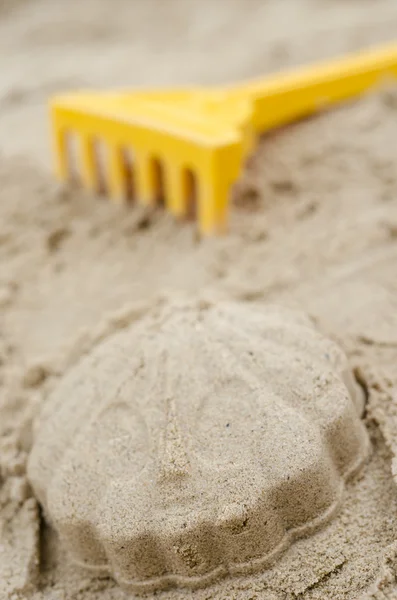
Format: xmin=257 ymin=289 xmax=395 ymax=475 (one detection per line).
xmin=1 ymin=1 xmax=397 ymax=598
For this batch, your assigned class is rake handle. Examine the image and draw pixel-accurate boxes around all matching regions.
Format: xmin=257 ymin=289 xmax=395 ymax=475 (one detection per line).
xmin=228 ymin=41 xmax=397 ymax=132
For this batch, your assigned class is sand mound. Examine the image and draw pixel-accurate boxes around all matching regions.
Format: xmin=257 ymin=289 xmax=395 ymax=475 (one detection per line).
xmin=27 ymin=301 xmax=368 ymax=593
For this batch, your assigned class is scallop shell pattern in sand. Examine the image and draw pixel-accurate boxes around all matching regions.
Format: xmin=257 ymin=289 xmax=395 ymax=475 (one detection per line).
xmin=27 ymin=301 xmax=369 ymax=593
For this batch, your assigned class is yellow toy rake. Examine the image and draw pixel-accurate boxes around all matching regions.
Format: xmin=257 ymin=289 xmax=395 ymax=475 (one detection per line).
xmin=51 ymin=42 xmax=397 ymax=235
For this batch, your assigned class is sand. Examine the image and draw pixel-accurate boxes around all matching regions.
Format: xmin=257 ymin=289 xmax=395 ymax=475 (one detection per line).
xmin=26 ymin=302 xmax=369 ymax=593
xmin=2 ymin=0 xmax=397 ymax=598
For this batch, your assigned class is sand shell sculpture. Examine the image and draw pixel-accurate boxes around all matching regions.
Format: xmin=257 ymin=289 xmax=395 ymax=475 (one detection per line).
xmin=28 ymin=301 xmax=368 ymax=593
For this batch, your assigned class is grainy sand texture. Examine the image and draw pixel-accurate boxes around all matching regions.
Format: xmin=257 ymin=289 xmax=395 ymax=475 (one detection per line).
xmin=27 ymin=302 xmax=369 ymax=594
xmin=2 ymin=1 xmax=397 ymax=599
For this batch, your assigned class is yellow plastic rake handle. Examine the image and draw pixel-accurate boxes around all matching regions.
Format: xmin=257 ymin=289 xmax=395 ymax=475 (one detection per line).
xmin=230 ymin=41 xmax=397 ymax=132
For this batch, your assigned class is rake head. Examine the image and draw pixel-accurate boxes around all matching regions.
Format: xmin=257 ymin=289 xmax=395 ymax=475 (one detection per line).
xmin=51 ymin=88 xmax=254 ymax=235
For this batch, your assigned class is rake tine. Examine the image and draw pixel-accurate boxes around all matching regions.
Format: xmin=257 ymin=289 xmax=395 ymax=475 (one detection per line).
xmin=108 ymin=145 xmax=127 ymax=204
xmin=164 ymin=163 xmax=184 ymax=219
xmin=81 ymin=136 xmax=97 ymax=192
xmin=134 ymin=151 xmax=156 ymax=207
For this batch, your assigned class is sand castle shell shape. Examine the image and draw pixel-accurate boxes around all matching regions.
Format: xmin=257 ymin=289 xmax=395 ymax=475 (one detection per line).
xmin=28 ymin=301 xmax=369 ymax=593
